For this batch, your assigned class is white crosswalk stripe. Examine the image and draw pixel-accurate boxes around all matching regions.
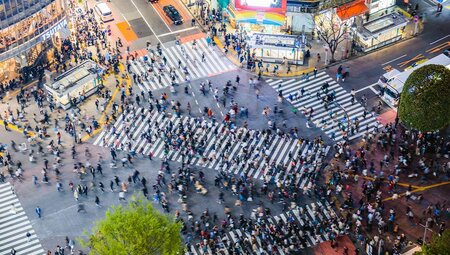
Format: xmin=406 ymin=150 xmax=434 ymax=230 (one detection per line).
xmin=186 ymin=200 xmax=338 ymax=254
xmin=266 ymin=72 xmax=383 ymax=143
xmin=93 ymin=108 xmax=330 ymax=185
xmin=0 ymin=182 xmax=45 ymax=255
xmin=129 ymin=38 xmax=235 ymax=92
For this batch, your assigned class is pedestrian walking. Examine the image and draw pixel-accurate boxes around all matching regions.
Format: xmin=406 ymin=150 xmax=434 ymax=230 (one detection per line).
xmin=10 ymin=203 xmax=17 ymax=214
xmin=35 ymin=206 xmax=42 ymax=218
xmin=74 ymin=189 xmax=79 ymax=201
xmin=119 ymin=191 xmax=126 ymax=201
xmin=95 ymin=196 xmax=101 ymax=207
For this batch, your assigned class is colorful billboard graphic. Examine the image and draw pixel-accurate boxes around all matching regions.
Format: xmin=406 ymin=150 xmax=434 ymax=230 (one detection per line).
xmin=234 ymin=11 xmax=285 ymax=26
xmin=235 ymin=0 xmax=287 ymax=13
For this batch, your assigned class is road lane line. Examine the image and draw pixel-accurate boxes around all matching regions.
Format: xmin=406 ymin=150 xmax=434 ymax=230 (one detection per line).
xmin=121 ymin=13 xmax=129 ymax=24
xmin=369 ymin=86 xmax=379 ymax=94
xmin=151 ymin=2 xmax=172 ymax=33
xmin=355 ymin=83 xmax=377 ymax=93
xmin=427 ymin=41 xmax=450 ymax=53
xmin=383 ymin=181 xmax=450 ymax=202
xmin=430 ymin=34 xmax=450 ymax=45
xmin=157 ymin=26 xmax=198 ymax=37
xmin=421 ymin=0 xmax=435 ymax=7
xmin=381 ymin=54 xmax=407 ymax=66
xmin=130 ymin=0 xmax=165 ymax=49
xmin=398 ymin=54 xmax=424 ymax=68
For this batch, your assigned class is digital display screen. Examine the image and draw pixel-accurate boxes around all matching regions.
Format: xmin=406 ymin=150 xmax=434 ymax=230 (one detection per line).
xmin=240 ymin=0 xmax=282 ymax=8
xmin=235 ymin=0 xmax=287 ymax=13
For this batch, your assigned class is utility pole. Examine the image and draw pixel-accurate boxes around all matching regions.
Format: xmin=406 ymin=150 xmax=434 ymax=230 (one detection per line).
xmin=413 ymin=15 xmax=419 ymax=35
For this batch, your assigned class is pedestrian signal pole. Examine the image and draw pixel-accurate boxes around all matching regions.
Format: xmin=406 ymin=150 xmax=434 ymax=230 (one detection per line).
xmin=413 ymin=15 xmax=419 ymax=35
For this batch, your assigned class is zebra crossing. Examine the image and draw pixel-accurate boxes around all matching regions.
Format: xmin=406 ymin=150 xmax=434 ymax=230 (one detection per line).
xmin=186 ymin=200 xmax=338 ymax=255
xmin=0 ymin=182 xmax=45 ymax=255
xmin=93 ymin=108 xmax=330 ymax=185
xmin=266 ymin=72 xmax=382 ymax=143
xmin=130 ymin=38 xmax=235 ymax=92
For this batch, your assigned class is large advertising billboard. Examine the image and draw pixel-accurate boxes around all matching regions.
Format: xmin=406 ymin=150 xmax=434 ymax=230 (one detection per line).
xmin=235 ymin=0 xmax=287 ymax=13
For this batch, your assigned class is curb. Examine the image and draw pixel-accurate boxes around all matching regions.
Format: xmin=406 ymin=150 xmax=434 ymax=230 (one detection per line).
xmin=179 ymin=1 xmax=422 ymax=80
xmin=179 ymin=2 xmax=318 ymax=78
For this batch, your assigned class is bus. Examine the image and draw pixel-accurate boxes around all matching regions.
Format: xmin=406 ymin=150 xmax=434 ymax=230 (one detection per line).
xmin=377 ymin=53 xmax=450 ymax=108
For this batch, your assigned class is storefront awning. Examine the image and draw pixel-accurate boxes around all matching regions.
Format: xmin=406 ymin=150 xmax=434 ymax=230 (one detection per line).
xmin=336 ymin=0 xmax=369 ymax=21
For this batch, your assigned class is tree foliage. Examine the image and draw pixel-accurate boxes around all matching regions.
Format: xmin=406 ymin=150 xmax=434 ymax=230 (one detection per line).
xmin=314 ymin=0 xmax=354 ymax=62
xmin=398 ymin=64 xmax=450 ymax=131
xmin=416 ymin=229 xmax=450 ymax=255
xmin=81 ymin=196 xmax=183 ymax=255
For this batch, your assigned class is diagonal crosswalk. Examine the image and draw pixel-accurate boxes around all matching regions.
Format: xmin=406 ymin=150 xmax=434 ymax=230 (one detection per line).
xmin=266 ymin=72 xmax=382 ymax=144
xmin=0 ymin=182 xmax=45 ymax=255
xmin=186 ymin=200 xmax=338 ymax=254
xmin=129 ymin=38 xmax=235 ymax=92
xmin=93 ymin=107 xmax=330 ymax=185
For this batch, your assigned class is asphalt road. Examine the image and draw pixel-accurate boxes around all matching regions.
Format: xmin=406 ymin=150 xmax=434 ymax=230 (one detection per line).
xmin=110 ymin=0 xmax=201 ymax=48
xmin=326 ymin=0 xmax=450 ymax=104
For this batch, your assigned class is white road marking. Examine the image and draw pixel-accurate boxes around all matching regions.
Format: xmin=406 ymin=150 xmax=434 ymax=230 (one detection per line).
xmin=429 ymin=34 xmax=450 ymax=45
xmin=120 ymin=13 xmax=129 ymax=24
xmin=381 ymin=54 xmax=407 ymax=66
xmin=355 ymin=83 xmax=377 ymax=93
xmin=130 ymin=0 xmax=166 ymax=49
xmin=158 ymin=26 xmax=199 ymax=37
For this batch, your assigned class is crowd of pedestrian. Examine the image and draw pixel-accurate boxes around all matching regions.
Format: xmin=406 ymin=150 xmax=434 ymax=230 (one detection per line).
xmin=327 ymin=121 xmax=450 ymax=254
xmin=1 ymin=2 xmax=449 ymax=255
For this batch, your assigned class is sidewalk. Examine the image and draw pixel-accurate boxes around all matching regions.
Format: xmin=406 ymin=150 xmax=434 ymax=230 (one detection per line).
xmin=180 ymin=2 xmax=420 ymax=79
xmin=313 ymin=235 xmax=357 ymax=255
xmin=325 ymin=124 xmax=450 ymax=254
xmin=179 ymin=2 xmax=334 ymax=78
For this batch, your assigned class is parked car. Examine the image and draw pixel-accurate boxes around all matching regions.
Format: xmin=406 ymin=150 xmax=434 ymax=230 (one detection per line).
xmin=163 ymin=5 xmax=183 ymax=25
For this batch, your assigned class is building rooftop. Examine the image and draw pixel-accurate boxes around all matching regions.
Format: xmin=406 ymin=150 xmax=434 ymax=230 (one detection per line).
xmin=357 ymin=12 xmax=408 ymax=40
xmin=249 ymin=33 xmax=302 ymax=49
xmin=49 ymin=60 xmax=98 ymax=92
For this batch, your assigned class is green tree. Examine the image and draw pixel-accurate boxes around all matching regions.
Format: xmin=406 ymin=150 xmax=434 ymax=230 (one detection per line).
xmin=398 ymin=64 xmax=450 ymax=131
xmin=81 ymin=196 xmax=183 ymax=255
xmin=416 ymin=229 xmax=450 ymax=255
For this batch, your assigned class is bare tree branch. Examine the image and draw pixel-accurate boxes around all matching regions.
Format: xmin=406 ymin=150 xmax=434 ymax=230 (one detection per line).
xmin=313 ymin=0 xmax=358 ymax=62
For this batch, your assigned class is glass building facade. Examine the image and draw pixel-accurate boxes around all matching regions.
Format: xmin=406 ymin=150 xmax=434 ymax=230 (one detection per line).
xmin=0 ymin=0 xmax=67 ymax=81
xmin=0 ymin=0 xmax=57 ymax=28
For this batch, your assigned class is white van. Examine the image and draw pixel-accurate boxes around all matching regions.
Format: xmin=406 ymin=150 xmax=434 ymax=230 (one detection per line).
xmin=377 ymin=68 xmax=402 ymax=107
xmin=94 ymin=3 xmax=114 ymax=22
xmin=377 ymin=53 xmax=450 ymax=108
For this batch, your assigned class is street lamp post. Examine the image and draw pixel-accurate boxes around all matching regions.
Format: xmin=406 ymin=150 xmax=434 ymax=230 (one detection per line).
xmin=333 ymin=101 xmax=350 ymax=142
xmin=351 ymin=22 xmax=357 ymax=56
xmin=419 ymin=221 xmax=433 ymax=244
